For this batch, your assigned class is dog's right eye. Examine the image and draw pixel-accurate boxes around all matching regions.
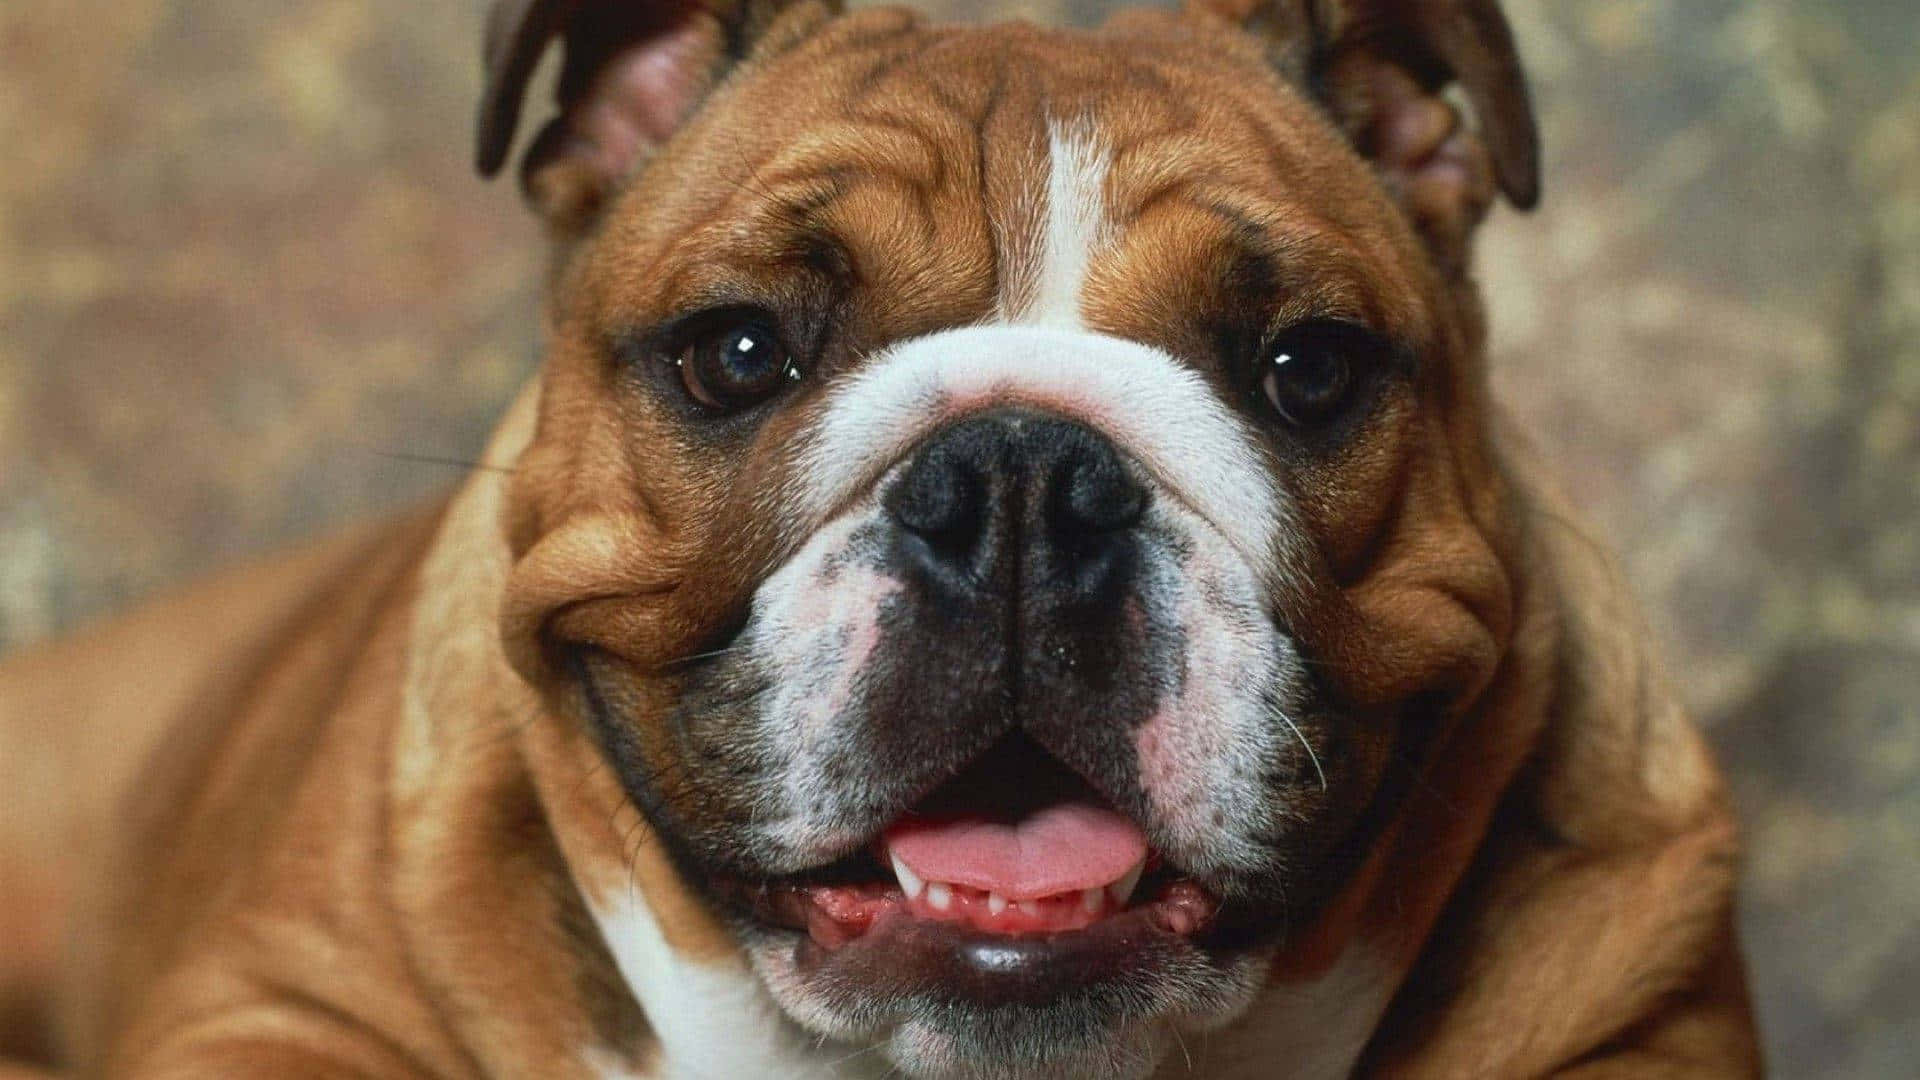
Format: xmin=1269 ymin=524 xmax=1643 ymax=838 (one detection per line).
xmin=671 ymin=317 xmax=797 ymax=412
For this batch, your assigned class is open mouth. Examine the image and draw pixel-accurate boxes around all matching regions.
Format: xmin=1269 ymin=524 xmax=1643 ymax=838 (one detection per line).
xmin=721 ymin=737 xmax=1226 ymax=984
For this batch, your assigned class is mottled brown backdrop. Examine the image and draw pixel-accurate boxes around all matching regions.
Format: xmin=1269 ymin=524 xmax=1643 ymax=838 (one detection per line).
xmin=2 ymin=0 xmax=1914 ymax=1074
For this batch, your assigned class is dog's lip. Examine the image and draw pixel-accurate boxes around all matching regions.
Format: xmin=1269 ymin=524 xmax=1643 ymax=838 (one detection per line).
xmin=735 ymin=873 xmax=1226 ymax=1005
xmin=715 ymin=830 xmax=1230 ymax=1002
xmin=720 ymin=735 xmax=1232 ymax=943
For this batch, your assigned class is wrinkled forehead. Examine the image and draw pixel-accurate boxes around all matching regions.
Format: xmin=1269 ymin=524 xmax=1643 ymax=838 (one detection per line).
xmin=573 ymin=12 xmax=1441 ymax=353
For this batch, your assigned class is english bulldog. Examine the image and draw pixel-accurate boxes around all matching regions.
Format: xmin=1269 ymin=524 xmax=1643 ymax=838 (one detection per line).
xmin=0 ymin=1 xmax=1763 ymax=1077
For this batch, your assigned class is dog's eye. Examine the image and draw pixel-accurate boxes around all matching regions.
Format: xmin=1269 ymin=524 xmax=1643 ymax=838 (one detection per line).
xmin=676 ymin=319 xmax=796 ymax=411
xmin=1259 ymin=321 xmax=1373 ymax=428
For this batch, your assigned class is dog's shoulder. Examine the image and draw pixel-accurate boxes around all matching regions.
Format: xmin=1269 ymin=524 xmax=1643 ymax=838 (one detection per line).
xmin=1356 ymin=417 xmax=1756 ymax=1075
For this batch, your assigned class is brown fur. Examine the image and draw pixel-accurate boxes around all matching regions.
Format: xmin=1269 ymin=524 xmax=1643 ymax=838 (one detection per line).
xmin=0 ymin=3 xmax=1756 ymax=1076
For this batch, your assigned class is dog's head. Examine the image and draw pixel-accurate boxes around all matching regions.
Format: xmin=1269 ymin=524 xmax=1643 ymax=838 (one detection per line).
xmin=481 ymin=2 xmax=1538 ymax=1076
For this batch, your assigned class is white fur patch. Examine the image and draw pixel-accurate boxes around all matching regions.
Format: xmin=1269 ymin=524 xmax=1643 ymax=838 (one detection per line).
xmin=1211 ymin=944 xmax=1399 ymax=1080
xmin=789 ymin=325 xmax=1294 ymax=588
xmin=586 ymin=895 xmax=890 ymax=1079
xmin=1012 ymin=121 xmax=1112 ymax=328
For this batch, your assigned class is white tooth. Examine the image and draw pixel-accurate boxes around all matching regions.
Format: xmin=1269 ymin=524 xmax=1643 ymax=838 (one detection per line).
xmin=1108 ymin=860 xmax=1145 ymax=907
xmin=987 ymin=892 xmax=1009 ymax=916
xmin=926 ymin=882 xmax=953 ymax=912
xmin=1017 ymin=899 xmax=1044 ymax=918
xmin=890 ymin=854 xmax=925 ymax=900
xmin=1082 ymin=888 xmax=1105 ymax=914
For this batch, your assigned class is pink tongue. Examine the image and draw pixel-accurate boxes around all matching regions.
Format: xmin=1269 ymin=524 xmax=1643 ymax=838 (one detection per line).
xmin=883 ymin=802 xmax=1149 ymax=901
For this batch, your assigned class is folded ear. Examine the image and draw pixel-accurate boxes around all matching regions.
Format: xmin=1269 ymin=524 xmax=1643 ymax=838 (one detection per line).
xmin=1188 ymin=0 xmax=1540 ymax=264
xmin=476 ymin=0 xmax=839 ymax=234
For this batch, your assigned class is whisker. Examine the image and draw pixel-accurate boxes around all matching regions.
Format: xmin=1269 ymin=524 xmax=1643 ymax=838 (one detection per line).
xmin=655 ymin=644 xmax=749 ymax=671
xmin=822 ymin=1040 xmax=890 ymax=1069
xmin=362 ymin=447 xmax=518 ymax=475
xmin=1278 ymin=710 xmax=1328 ymax=791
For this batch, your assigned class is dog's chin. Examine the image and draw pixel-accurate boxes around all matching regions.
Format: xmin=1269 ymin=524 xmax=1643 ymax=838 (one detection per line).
xmin=739 ymin=909 xmax=1272 ymax=1080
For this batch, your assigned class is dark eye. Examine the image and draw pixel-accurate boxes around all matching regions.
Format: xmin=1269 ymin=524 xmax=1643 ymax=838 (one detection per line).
xmin=674 ymin=318 xmax=795 ymax=411
xmin=1259 ymin=322 xmax=1372 ymax=428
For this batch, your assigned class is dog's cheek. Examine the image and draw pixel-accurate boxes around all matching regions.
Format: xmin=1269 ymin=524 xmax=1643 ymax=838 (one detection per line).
xmin=672 ymin=510 xmax=920 ymax=871
xmin=1117 ymin=500 xmax=1385 ymax=909
xmin=1287 ymin=386 xmax=1420 ymax=579
xmin=1124 ymin=510 xmax=1299 ymax=876
xmin=749 ymin=524 xmax=908 ymax=864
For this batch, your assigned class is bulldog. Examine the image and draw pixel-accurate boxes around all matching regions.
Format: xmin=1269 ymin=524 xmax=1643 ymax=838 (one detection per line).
xmin=0 ymin=1 xmax=1762 ymax=1077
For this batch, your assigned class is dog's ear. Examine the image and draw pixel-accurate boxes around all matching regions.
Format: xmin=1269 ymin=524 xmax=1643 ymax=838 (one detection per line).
xmin=1188 ymin=0 xmax=1540 ymax=263
xmin=476 ymin=0 xmax=838 ymax=233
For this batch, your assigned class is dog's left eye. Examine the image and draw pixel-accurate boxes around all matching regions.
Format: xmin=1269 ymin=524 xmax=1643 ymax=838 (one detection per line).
xmin=675 ymin=319 xmax=796 ymax=411
xmin=1259 ymin=321 xmax=1379 ymax=428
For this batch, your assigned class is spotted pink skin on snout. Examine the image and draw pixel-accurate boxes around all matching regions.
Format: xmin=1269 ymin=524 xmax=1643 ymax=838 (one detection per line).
xmin=1131 ymin=525 xmax=1284 ymax=866
xmin=778 ymin=559 xmax=901 ymax=742
xmin=883 ymin=803 xmax=1149 ymax=900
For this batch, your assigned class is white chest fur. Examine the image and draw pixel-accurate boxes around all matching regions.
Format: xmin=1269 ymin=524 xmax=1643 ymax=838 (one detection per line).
xmin=1182 ymin=944 xmax=1399 ymax=1080
xmin=584 ymin=894 xmax=893 ymax=1080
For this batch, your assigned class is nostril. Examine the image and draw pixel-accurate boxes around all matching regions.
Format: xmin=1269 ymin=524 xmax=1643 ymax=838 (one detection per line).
xmin=886 ymin=412 xmax=1141 ymax=598
xmin=1060 ymin=454 xmax=1146 ymax=536
xmin=888 ymin=444 xmax=981 ymax=545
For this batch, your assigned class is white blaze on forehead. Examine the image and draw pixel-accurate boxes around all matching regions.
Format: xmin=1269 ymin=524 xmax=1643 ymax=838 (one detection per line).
xmin=791 ymin=325 xmax=1295 ymax=586
xmin=1010 ymin=120 xmax=1113 ymax=328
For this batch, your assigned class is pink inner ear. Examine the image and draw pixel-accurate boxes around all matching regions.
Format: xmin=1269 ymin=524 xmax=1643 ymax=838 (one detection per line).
xmin=1383 ymin=101 xmax=1480 ymax=206
xmin=575 ymin=19 xmax=720 ymax=181
xmin=1365 ymin=66 xmax=1496 ymax=238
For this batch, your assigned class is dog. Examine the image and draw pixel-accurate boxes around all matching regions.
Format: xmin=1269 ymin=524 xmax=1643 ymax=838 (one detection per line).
xmin=0 ymin=1 xmax=1762 ymax=1076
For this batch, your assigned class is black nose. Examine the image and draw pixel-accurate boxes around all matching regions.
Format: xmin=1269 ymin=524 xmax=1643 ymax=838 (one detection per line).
xmin=886 ymin=411 xmax=1146 ymax=603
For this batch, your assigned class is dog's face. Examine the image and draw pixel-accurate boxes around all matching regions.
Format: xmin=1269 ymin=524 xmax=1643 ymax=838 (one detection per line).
xmin=485 ymin=2 xmax=1538 ymax=1076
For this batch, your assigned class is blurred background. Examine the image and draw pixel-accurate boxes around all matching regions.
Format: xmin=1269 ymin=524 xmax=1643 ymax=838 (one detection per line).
xmin=0 ymin=0 xmax=1913 ymax=1073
